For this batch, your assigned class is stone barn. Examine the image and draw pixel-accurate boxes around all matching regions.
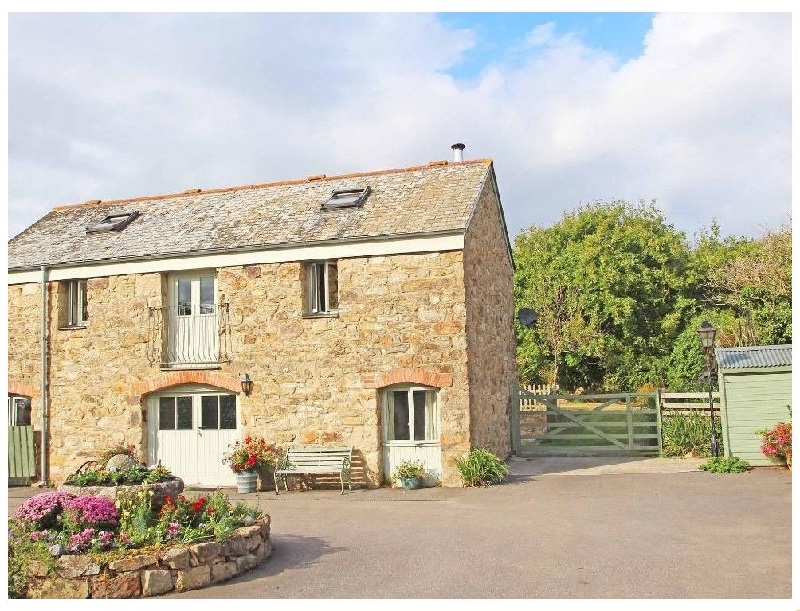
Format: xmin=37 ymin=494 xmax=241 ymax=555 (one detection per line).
xmin=7 ymin=146 xmax=516 ymax=488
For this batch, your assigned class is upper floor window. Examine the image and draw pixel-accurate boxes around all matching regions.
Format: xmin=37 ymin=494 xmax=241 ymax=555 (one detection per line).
xmin=62 ymin=280 xmax=88 ymax=327
xmin=305 ymin=261 xmax=338 ymax=315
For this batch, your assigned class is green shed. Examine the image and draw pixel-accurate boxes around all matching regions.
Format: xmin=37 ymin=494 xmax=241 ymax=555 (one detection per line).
xmin=715 ymin=344 xmax=792 ymax=466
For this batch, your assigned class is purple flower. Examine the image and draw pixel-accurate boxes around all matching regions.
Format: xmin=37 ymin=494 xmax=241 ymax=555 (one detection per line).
xmin=30 ymin=530 xmax=50 ymax=542
xmin=166 ymin=522 xmax=180 ymax=539
xmin=63 ymin=496 xmax=120 ymax=528
xmin=98 ymin=531 xmax=114 ymax=544
xmin=68 ymin=528 xmax=95 ymax=552
xmin=14 ymin=491 xmax=75 ymax=528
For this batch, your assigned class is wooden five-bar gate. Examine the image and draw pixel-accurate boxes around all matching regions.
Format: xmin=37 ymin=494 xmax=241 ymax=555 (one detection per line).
xmin=512 ymin=385 xmax=662 ymax=456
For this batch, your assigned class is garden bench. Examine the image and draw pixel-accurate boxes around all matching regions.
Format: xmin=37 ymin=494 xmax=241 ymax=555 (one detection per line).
xmin=273 ymin=446 xmax=352 ymax=495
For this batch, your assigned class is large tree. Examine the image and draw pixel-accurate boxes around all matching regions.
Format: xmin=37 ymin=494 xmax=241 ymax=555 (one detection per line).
xmin=514 ymin=200 xmax=692 ymax=391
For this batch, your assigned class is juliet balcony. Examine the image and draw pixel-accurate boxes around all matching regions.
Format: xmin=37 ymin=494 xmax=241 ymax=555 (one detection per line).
xmin=147 ymin=304 xmax=232 ymax=369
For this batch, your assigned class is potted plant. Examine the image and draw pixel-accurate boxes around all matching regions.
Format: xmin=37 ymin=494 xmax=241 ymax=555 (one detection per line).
xmin=222 ymin=436 xmax=279 ymax=492
xmin=394 ymin=460 xmax=426 ymax=490
xmin=757 ymin=420 xmax=792 ymax=469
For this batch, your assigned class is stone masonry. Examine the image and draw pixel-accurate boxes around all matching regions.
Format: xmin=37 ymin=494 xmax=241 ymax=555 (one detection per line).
xmin=25 ymin=516 xmax=271 ymax=598
xmin=7 ymin=161 xmax=517 ymax=489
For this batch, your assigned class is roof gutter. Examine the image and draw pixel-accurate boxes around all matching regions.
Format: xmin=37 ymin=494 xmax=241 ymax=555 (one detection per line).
xmin=8 ymin=229 xmax=467 ymax=274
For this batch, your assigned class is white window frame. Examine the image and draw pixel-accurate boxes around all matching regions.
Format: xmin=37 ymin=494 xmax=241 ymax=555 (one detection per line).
xmin=383 ymin=385 xmax=439 ymax=442
xmin=8 ymin=394 xmax=32 ymax=426
xmin=65 ymin=279 xmax=88 ymax=327
xmin=306 ymin=260 xmax=338 ymax=315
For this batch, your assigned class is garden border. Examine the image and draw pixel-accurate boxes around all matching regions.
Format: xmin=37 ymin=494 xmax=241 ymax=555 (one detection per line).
xmin=23 ymin=515 xmax=271 ymax=598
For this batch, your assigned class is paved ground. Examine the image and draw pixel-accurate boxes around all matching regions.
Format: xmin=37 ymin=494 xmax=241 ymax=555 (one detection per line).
xmin=8 ymin=457 xmax=792 ymax=599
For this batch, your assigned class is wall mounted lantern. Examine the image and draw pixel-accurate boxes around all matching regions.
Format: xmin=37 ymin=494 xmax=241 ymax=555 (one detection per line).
xmin=239 ymin=373 xmax=254 ymax=397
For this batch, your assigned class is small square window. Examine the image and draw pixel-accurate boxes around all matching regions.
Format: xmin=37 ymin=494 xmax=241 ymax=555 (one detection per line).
xmin=322 ymin=187 xmax=370 ymax=210
xmin=305 ymin=261 xmax=338 ymax=315
xmin=87 ymin=211 xmax=139 ymax=233
xmin=61 ymin=280 xmax=88 ymax=327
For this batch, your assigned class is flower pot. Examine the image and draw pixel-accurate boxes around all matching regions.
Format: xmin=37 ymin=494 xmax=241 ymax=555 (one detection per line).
xmin=400 ymin=476 xmax=423 ymax=490
xmin=236 ymin=470 xmax=258 ymax=493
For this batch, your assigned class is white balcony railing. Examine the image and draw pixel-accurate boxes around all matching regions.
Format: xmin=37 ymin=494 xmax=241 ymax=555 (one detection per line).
xmin=147 ymin=304 xmax=231 ymax=367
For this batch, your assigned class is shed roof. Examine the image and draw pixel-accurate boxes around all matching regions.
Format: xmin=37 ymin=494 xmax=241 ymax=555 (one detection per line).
xmin=715 ymin=345 xmax=792 ymax=370
xmin=8 ymin=159 xmax=496 ymax=271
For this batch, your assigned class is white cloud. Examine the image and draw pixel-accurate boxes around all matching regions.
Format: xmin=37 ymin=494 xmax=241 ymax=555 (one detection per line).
xmin=7 ymin=12 xmax=791 ymax=241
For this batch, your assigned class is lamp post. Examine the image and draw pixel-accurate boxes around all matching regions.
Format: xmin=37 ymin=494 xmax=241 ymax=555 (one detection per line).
xmin=697 ymin=321 xmax=719 ymax=457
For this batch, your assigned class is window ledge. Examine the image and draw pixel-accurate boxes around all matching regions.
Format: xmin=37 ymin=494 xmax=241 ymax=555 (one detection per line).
xmin=302 ymin=312 xmax=340 ymax=319
xmin=58 ymin=325 xmax=87 ymax=331
xmin=160 ymin=363 xmax=223 ymax=371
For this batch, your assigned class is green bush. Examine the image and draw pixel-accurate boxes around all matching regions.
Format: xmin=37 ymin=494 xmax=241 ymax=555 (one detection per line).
xmin=699 ymin=457 xmax=751 ymax=473
xmin=65 ymin=464 xmax=173 ymax=487
xmin=661 ymin=412 xmax=723 ymax=458
xmin=454 ymin=448 xmax=510 ymax=487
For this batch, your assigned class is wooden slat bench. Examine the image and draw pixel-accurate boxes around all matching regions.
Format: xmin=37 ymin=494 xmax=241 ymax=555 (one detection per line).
xmin=273 ymin=446 xmax=352 ymax=495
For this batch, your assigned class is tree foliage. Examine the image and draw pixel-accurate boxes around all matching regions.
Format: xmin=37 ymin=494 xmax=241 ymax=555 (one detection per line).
xmin=514 ymin=202 xmax=791 ymax=392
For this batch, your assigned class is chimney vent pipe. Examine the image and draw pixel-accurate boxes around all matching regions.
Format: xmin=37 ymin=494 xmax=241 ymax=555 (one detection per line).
xmin=451 ymin=143 xmax=465 ymax=162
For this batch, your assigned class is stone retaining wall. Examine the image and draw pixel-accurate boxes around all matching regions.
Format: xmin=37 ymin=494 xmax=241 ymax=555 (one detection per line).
xmin=25 ymin=516 xmax=271 ymax=599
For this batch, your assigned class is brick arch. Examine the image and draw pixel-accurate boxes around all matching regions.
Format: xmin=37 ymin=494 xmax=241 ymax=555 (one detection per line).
xmin=361 ymin=368 xmax=453 ymax=389
xmin=131 ymin=371 xmax=242 ymax=405
xmin=7 ymin=381 xmax=40 ymax=398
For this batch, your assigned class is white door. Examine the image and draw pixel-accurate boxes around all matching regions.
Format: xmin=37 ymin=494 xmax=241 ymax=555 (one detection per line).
xmin=382 ymin=386 xmax=441 ymax=486
xmin=167 ymin=272 xmax=218 ymax=365
xmin=147 ymin=388 xmax=238 ymax=487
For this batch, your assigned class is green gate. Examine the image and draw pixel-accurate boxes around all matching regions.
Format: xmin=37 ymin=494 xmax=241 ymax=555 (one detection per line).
xmin=512 ymin=387 xmax=662 ymax=456
xmin=8 ymin=426 xmax=37 ymax=480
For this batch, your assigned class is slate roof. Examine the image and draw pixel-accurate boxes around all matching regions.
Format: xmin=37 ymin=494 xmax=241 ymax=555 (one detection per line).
xmin=8 ymin=159 xmax=495 ymax=270
xmin=715 ymin=345 xmax=793 ymax=370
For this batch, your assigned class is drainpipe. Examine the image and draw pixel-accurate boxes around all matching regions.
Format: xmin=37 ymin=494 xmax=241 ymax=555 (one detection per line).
xmin=39 ymin=265 xmax=49 ymax=486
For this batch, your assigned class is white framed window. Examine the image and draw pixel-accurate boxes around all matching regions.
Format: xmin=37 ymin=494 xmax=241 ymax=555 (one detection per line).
xmin=383 ymin=386 xmax=439 ymax=442
xmin=305 ymin=261 xmax=338 ymax=315
xmin=8 ymin=394 xmax=32 ymax=426
xmin=63 ymin=280 xmax=88 ymax=327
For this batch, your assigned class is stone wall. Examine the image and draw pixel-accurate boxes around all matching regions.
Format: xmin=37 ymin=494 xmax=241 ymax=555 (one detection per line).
xmin=7 ymin=275 xmax=162 ymax=482
xmin=219 ymin=252 xmax=471 ymax=486
xmin=25 ymin=516 xmax=271 ymax=598
xmin=463 ymin=173 xmax=515 ymax=460
xmin=8 ymin=252 xmax=472 ymax=486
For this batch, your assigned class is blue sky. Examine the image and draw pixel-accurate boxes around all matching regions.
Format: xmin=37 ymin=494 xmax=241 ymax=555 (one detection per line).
xmin=5 ymin=11 xmax=792 ymax=241
xmin=440 ymin=12 xmax=655 ymax=79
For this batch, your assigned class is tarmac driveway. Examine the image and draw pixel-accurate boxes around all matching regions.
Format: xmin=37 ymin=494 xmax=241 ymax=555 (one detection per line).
xmin=164 ymin=457 xmax=792 ymax=599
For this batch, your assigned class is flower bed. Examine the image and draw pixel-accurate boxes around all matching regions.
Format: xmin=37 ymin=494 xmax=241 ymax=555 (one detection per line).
xmin=9 ymin=488 xmax=270 ymax=598
xmin=21 ymin=517 xmax=271 ymax=598
xmin=58 ymin=477 xmax=185 ymax=510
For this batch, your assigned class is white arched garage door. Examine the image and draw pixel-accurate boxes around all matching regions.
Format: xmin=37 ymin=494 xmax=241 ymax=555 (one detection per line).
xmin=146 ymin=384 xmax=239 ymax=487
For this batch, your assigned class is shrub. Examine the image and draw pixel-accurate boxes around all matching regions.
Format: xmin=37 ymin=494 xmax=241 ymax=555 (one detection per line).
xmin=64 ymin=464 xmax=173 ymax=487
xmin=661 ymin=412 xmax=723 ymax=458
xmin=757 ymin=421 xmax=791 ymax=464
xmin=699 ymin=457 xmax=751 ymax=473
xmin=62 ymin=496 xmax=120 ymax=530
xmin=14 ymin=491 xmax=75 ymax=530
xmin=455 ymin=448 xmax=510 ymax=487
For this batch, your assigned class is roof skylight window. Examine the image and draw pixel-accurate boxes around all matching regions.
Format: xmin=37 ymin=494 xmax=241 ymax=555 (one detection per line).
xmin=322 ymin=187 xmax=371 ymax=210
xmin=87 ymin=211 xmax=140 ymax=234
